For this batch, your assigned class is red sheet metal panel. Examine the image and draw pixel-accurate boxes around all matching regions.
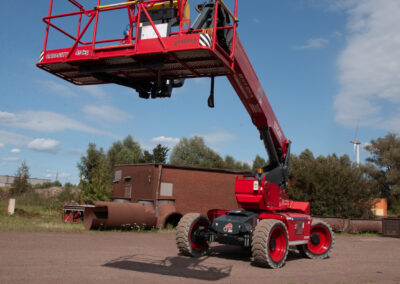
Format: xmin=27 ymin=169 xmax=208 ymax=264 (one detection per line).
xmin=383 ymin=218 xmax=400 ymax=236
xmin=228 ymin=36 xmax=289 ymax=154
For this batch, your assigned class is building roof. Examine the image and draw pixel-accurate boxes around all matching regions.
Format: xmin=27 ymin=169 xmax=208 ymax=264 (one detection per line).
xmin=114 ymin=163 xmax=252 ymax=175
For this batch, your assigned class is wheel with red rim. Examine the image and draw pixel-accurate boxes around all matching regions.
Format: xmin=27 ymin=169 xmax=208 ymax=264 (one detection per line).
xmin=298 ymin=219 xmax=334 ymax=259
xmin=176 ymin=213 xmax=210 ymax=257
xmin=252 ymin=219 xmax=289 ymax=268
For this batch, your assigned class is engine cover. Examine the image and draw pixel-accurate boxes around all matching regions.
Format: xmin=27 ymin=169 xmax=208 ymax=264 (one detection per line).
xmin=211 ymin=210 xmax=258 ymax=235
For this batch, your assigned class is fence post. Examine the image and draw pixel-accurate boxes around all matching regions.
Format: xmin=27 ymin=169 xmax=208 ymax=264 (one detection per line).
xmin=8 ymin=198 xmax=16 ymax=215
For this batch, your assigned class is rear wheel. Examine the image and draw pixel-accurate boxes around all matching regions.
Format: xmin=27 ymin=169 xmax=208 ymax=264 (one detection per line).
xmin=176 ymin=213 xmax=210 ymax=257
xmin=252 ymin=219 xmax=289 ymax=268
xmin=298 ymin=219 xmax=334 ymax=259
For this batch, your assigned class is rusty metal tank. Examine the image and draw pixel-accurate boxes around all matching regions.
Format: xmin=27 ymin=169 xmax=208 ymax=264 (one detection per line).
xmin=83 ymin=201 xmax=157 ymax=230
xmin=320 ymin=217 xmax=382 ymax=233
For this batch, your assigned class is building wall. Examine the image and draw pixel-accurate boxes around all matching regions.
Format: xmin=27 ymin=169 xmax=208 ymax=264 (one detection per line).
xmin=113 ymin=165 xmax=157 ymax=202
xmin=0 ymin=175 xmax=51 ymax=187
xmin=372 ymin=198 xmax=387 ymax=217
xmin=112 ymin=164 xmax=245 ymax=216
xmin=160 ymin=167 xmax=240 ymax=216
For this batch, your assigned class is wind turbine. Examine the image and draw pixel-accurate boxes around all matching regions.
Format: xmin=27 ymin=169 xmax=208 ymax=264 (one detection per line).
xmin=350 ymin=124 xmax=361 ymax=166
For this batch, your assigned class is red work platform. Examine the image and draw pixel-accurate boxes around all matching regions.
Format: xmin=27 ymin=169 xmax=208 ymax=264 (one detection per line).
xmin=37 ymin=0 xmax=238 ymax=86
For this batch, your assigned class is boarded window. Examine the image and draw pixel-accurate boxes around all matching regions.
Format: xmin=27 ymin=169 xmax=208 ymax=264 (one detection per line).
xmin=114 ymin=170 xmax=122 ymax=182
xmin=124 ymin=183 xmax=132 ymax=199
xmin=160 ymin=182 xmax=173 ymax=197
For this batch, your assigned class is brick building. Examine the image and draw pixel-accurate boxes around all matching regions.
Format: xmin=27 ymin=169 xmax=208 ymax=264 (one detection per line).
xmin=84 ymin=164 xmax=249 ymax=229
xmin=112 ymin=164 xmax=247 ymax=216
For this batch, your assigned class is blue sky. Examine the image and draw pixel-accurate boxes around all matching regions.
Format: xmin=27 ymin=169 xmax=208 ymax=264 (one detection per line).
xmin=1 ymin=0 xmax=399 ymax=184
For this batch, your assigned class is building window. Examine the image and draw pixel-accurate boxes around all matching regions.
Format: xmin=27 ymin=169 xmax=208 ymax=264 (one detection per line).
xmin=160 ymin=182 xmax=173 ymax=197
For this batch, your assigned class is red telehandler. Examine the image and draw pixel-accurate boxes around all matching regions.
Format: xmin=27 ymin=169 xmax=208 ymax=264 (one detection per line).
xmin=37 ymin=0 xmax=334 ymax=268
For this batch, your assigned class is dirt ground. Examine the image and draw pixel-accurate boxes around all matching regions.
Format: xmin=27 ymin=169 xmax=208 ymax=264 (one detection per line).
xmin=0 ymin=231 xmax=399 ymax=284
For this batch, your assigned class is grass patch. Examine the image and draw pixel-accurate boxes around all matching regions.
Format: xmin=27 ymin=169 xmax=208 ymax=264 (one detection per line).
xmin=0 ymin=201 xmax=86 ymax=232
xmin=0 ymin=188 xmax=86 ymax=233
xmin=0 ymin=192 xmax=162 ymax=233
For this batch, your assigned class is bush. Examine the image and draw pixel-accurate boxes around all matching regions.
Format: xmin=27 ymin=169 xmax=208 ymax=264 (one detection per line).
xmin=287 ymin=150 xmax=379 ymax=219
xmin=0 ymin=187 xmax=10 ymax=201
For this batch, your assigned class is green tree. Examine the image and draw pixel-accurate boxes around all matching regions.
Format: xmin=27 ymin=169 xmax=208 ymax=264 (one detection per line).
xmin=223 ymin=155 xmax=236 ymax=169
xmin=10 ymin=161 xmax=31 ymax=196
xmin=79 ymin=162 xmax=112 ymax=201
xmin=153 ymin=144 xmax=169 ymax=163
xmin=364 ymin=133 xmax=400 ymax=211
xmin=170 ymin=136 xmax=224 ymax=168
xmin=143 ymin=150 xmax=154 ymax=163
xmin=287 ymin=150 xmax=379 ymax=219
xmin=78 ymin=143 xmax=112 ymax=201
xmin=222 ymin=155 xmax=250 ymax=171
xmin=107 ymin=135 xmax=143 ymax=166
xmin=141 ymin=144 xmax=169 ymax=164
xmin=235 ymin=160 xmax=251 ymax=171
xmin=252 ymin=155 xmax=267 ymax=171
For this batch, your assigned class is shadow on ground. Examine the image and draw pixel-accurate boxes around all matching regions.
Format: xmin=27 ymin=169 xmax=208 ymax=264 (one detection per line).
xmin=103 ymin=254 xmax=232 ymax=281
xmin=103 ymin=246 xmax=305 ymax=279
xmin=209 ymin=244 xmax=303 ymax=265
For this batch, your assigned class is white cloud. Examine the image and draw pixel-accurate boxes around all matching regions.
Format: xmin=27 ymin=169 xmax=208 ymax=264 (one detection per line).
xmin=43 ymin=169 xmax=74 ymax=182
xmin=293 ymin=37 xmax=329 ymax=49
xmin=152 ymin=136 xmax=180 ymax=144
xmin=37 ymin=80 xmax=77 ymax=97
xmin=331 ymin=31 xmax=342 ymax=38
xmin=59 ymin=172 xmax=71 ymax=179
xmin=145 ymin=132 xmax=235 ymax=152
xmin=38 ymin=80 xmax=108 ymax=99
xmin=361 ymin=142 xmax=371 ymax=153
xmin=151 ymin=136 xmax=180 ymax=149
xmin=83 ymin=105 xmax=132 ymax=122
xmin=0 ymin=130 xmax=64 ymax=153
xmin=197 ymin=131 xmax=235 ymax=144
xmin=82 ymin=86 xmax=108 ymax=99
xmin=304 ymin=0 xmax=355 ymax=12
xmin=0 ymin=112 xmax=15 ymax=120
xmin=44 ymin=169 xmax=57 ymax=179
xmin=43 ymin=169 xmax=71 ymax=179
xmin=0 ymin=110 xmax=113 ymax=136
xmin=28 ymin=138 xmax=60 ymax=153
xmin=0 ymin=143 xmax=4 ymax=148
xmin=334 ymin=0 xmax=400 ymax=133
xmin=0 ymin=157 xmax=20 ymax=162
xmin=0 ymin=130 xmax=32 ymax=147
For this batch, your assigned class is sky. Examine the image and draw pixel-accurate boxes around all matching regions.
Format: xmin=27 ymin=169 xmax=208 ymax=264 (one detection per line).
xmin=1 ymin=0 xmax=400 ymax=184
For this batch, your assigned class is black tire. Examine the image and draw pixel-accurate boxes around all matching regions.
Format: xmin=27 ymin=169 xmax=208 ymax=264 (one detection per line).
xmin=176 ymin=213 xmax=210 ymax=257
xmin=252 ymin=219 xmax=289 ymax=269
xmin=298 ymin=218 xmax=334 ymax=259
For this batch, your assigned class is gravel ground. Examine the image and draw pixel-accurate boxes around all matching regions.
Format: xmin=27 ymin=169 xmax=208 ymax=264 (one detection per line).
xmin=0 ymin=231 xmax=399 ymax=284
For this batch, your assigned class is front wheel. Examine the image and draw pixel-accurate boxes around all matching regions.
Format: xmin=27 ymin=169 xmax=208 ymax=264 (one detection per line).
xmin=176 ymin=213 xmax=210 ymax=257
xmin=252 ymin=219 xmax=289 ymax=268
xmin=298 ymin=219 xmax=334 ymax=259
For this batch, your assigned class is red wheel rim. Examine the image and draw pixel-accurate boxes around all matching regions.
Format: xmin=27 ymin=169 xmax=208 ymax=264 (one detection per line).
xmin=189 ymin=219 xmax=209 ymax=252
xmin=308 ymin=225 xmax=331 ymax=255
xmin=268 ymin=225 xmax=287 ymax=262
